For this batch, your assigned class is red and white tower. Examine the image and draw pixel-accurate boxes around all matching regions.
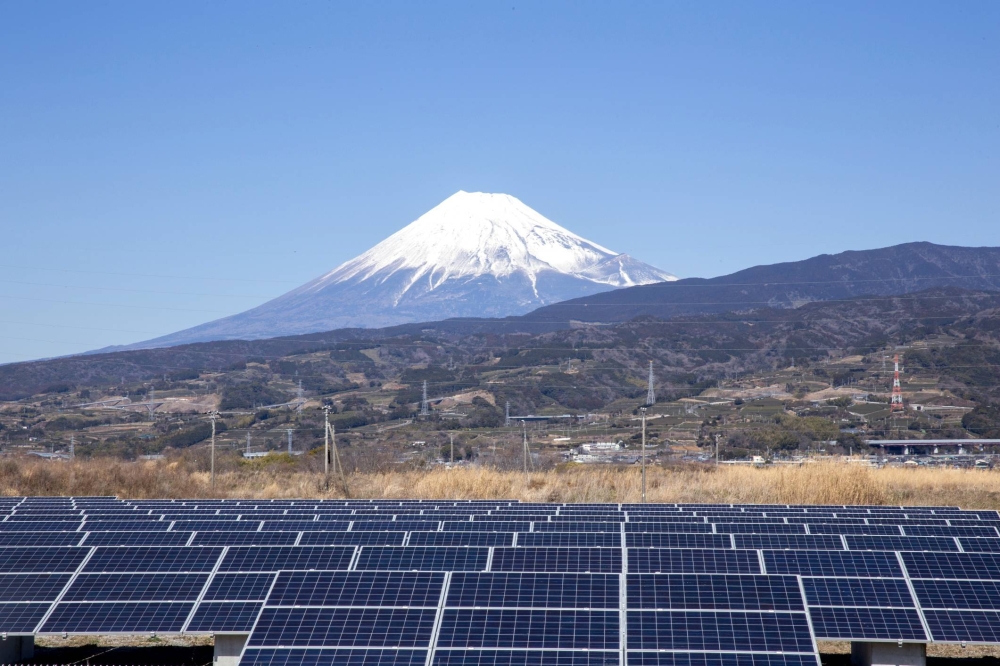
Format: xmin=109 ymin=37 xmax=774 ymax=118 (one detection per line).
xmin=890 ymin=353 xmax=904 ymax=413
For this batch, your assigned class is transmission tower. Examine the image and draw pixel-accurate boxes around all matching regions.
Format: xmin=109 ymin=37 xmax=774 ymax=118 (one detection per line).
xmin=297 ymin=380 xmax=304 ymax=400
xmin=890 ymin=353 xmax=904 ymax=413
xmin=646 ymin=361 xmax=656 ymax=406
xmin=287 ymin=429 xmax=294 ymax=454
xmin=505 ymin=401 xmax=510 ymax=427
xmin=246 ymin=432 xmax=252 ymax=456
xmin=420 ymin=381 xmax=429 ymax=417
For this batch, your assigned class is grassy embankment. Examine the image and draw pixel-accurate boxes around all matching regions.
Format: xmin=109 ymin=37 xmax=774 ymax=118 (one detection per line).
xmin=4 ymin=457 xmax=1000 ymax=508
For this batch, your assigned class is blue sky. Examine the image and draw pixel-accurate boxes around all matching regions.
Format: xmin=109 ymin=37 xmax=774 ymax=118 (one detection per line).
xmin=1 ymin=1 xmax=997 ymax=364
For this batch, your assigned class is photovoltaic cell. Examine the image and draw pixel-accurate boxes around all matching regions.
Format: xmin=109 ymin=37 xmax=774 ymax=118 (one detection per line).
xmin=801 ymin=578 xmax=913 ymax=608
xmin=627 ymin=655 xmax=820 ymax=666
xmin=191 ymin=531 xmax=299 ymax=546
xmin=436 ymin=609 xmax=618 ymax=649
xmin=629 ymin=549 xmax=761 ymax=574
xmin=408 ymin=532 xmax=513 ymax=547
xmin=203 ymin=573 xmax=276 ymax=601
xmin=923 ymin=610 xmax=1000 ymax=642
xmin=0 ymin=574 xmax=72 ymax=601
xmin=247 ymin=607 xmax=437 ymax=647
xmin=845 ymin=536 xmax=958 ymax=552
xmin=299 ymin=532 xmax=405 ymax=546
xmin=41 ymin=601 xmax=194 ymax=633
xmin=490 ymin=548 xmax=621 ymax=573
xmin=434 ymin=650 xmax=620 ymax=666
xmin=626 ymin=611 xmax=814 ymax=652
xmin=626 ymin=534 xmax=730 ymax=549
xmin=0 ymin=547 xmax=89 ymax=573
xmin=627 ymin=574 xmax=804 ymax=611
xmin=912 ymin=579 xmax=1000 ymax=610
xmin=268 ymin=572 xmax=444 ymax=607
xmin=0 ymin=602 xmax=52 ymax=633
xmin=186 ymin=601 xmax=263 ymax=632
xmin=240 ymin=649 xmax=428 ymax=666
xmin=84 ymin=547 xmax=223 ymax=573
xmin=220 ymin=546 xmax=355 ymax=572
xmin=763 ymin=551 xmax=902 ymax=577
xmin=447 ymin=573 xmax=619 ymax=609
xmin=62 ymin=573 xmax=208 ymax=602
xmin=902 ymin=552 xmax=1000 ymax=580
xmin=354 ymin=547 xmax=488 ymax=572
xmin=808 ymin=607 xmax=926 ymax=640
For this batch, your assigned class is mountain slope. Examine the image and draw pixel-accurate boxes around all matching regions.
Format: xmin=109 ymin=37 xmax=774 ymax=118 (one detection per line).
xmin=133 ymin=191 xmax=674 ymax=348
xmin=521 ymin=242 xmax=1000 ymax=325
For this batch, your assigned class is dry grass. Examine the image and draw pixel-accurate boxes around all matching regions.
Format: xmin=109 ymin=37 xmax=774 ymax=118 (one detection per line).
xmin=4 ymin=457 xmax=1000 ymax=508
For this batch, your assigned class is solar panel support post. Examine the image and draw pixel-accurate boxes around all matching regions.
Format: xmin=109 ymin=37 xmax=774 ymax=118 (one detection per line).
xmin=640 ymin=407 xmax=647 ymax=504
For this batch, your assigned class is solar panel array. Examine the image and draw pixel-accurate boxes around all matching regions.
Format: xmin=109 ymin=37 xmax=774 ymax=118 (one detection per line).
xmin=4 ymin=499 xmax=1000 ymax=666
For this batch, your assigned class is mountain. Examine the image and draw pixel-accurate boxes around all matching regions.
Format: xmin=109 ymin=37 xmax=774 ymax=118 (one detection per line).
xmin=132 ymin=191 xmax=675 ymax=348
xmin=521 ymin=242 xmax=1000 ymax=325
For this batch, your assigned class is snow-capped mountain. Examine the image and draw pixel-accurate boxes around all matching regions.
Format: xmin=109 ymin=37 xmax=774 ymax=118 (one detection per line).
xmin=133 ymin=191 xmax=676 ymax=347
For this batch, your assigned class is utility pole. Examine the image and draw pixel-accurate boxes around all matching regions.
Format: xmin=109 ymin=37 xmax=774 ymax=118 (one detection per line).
xmin=640 ymin=407 xmax=647 ymax=503
xmin=209 ymin=411 xmax=217 ymax=489
xmin=522 ymin=420 xmax=530 ymax=479
xmin=323 ymin=405 xmax=330 ymax=490
xmin=505 ymin=402 xmax=510 ymax=427
xmin=246 ymin=432 xmax=251 ymax=457
xmin=287 ymin=429 xmax=293 ymax=455
xmin=69 ymin=435 xmax=75 ymax=461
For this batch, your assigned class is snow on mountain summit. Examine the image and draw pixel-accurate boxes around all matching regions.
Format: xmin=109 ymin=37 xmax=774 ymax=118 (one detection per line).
xmin=309 ymin=191 xmax=652 ymax=295
xmin=129 ymin=191 xmax=677 ymax=347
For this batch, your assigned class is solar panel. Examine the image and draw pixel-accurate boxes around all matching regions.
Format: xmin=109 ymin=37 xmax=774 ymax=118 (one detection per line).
xmin=447 ymin=573 xmax=619 ymax=609
xmin=626 ymin=611 xmax=814 ymax=652
xmin=518 ymin=532 xmax=621 ymax=548
xmin=627 ymin=574 xmax=804 ymax=611
xmin=534 ymin=523 xmax=624 ymax=533
xmin=801 ymin=577 xmax=913 ymax=608
xmin=490 ymin=548 xmax=621 ymax=573
xmin=82 ymin=531 xmax=193 ymax=546
xmin=354 ymin=547 xmax=488 ymax=572
xmin=0 ymin=532 xmax=83 ymax=547
xmin=408 ymin=532 xmax=513 ymax=547
xmin=191 ymin=531 xmax=299 ymax=546
xmin=173 ymin=520 xmax=262 ymax=532
xmin=807 ymin=524 xmax=902 ymax=535
xmin=0 ymin=547 xmax=90 ymax=573
xmin=247 ymin=607 xmax=437 ymax=647
xmin=436 ymin=609 xmax=618 ymax=649
xmin=0 ymin=602 xmax=52 ymax=633
xmin=41 ymin=601 xmax=194 ymax=633
xmin=434 ymin=650 xmax=620 ymax=666
xmin=808 ymin=607 xmax=926 ymax=640
xmin=714 ymin=524 xmax=806 ymax=535
xmin=201 ymin=572 xmax=275 ymax=601
xmin=912 ymin=579 xmax=1000 ymax=610
xmin=622 ymin=523 xmax=714 ymax=534
xmin=186 ymin=601 xmax=263 ymax=632
xmin=0 ymin=521 xmax=82 ymax=532
xmin=903 ymin=526 xmax=999 ymax=538
xmin=958 ymin=538 xmax=1000 ymax=553
xmin=922 ymin=610 xmax=1000 ymax=642
xmin=845 ymin=536 xmax=958 ymax=552
xmin=351 ymin=521 xmax=442 ymax=532
xmin=83 ymin=546 xmax=223 ymax=573
xmin=61 ymin=573 xmax=208 ymax=601
xmin=240 ymin=648 xmax=429 ymax=666
xmin=81 ymin=520 xmax=170 ymax=532
xmin=219 ymin=546 xmax=355 ymax=572
xmin=441 ymin=521 xmax=531 ymax=532
xmin=627 ymin=654 xmax=820 ymax=666
xmin=763 ymin=551 xmax=902 ymax=577
xmin=0 ymin=574 xmax=72 ymax=601
xmin=268 ymin=572 xmax=444 ymax=607
xmin=300 ymin=532 xmax=406 ymax=546
xmin=626 ymin=534 xmax=730 ymax=549
xmin=902 ymin=552 xmax=1000 ymax=580
xmin=732 ymin=535 xmax=843 ymax=551
xmin=628 ymin=549 xmax=761 ymax=574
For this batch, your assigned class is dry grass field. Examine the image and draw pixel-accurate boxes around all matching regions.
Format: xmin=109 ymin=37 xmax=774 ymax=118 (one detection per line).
xmin=4 ymin=457 xmax=1000 ymax=508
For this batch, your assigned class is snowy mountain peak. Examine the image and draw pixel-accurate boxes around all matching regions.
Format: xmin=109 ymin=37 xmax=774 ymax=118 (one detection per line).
xmin=127 ymin=192 xmax=677 ymax=348
xmin=307 ymin=191 xmax=672 ymax=297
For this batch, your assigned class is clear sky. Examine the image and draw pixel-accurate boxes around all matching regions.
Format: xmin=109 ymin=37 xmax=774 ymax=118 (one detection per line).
xmin=1 ymin=1 xmax=998 ymax=364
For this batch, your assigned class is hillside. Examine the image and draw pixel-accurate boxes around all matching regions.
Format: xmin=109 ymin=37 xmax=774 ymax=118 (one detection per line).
xmin=3 ymin=287 xmax=1000 ymax=465
xmin=522 ymin=242 xmax=1000 ymax=325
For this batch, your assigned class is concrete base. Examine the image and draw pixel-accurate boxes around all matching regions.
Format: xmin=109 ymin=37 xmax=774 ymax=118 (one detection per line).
xmin=214 ymin=633 xmax=249 ymax=666
xmin=0 ymin=636 xmax=34 ymax=663
xmin=852 ymin=642 xmax=926 ymax=666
